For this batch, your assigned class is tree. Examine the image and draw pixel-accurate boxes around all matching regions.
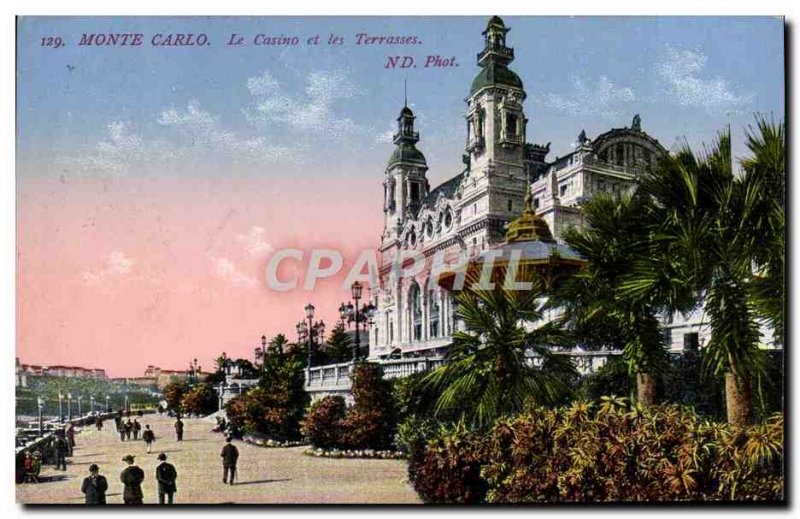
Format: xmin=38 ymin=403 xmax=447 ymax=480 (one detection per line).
xmin=423 ymin=269 xmax=576 ymax=428
xmin=321 ymin=323 xmax=352 ymax=364
xmin=558 ymin=194 xmax=685 ymax=405
xmin=180 ymin=383 xmax=217 ymax=416
xmin=164 ymin=381 xmax=189 ymax=413
xmin=625 ymin=119 xmax=784 ymax=426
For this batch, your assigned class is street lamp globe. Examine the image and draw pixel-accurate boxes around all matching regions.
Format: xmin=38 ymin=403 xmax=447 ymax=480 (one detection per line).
xmin=261 ymin=335 xmax=267 ymax=347
xmin=304 ymin=303 xmax=315 ymax=319
xmin=351 ymin=281 xmax=363 ymax=300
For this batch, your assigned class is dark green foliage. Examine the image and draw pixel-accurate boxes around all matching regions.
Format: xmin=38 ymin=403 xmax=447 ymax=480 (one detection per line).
xmin=224 ymin=354 xmax=309 ymax=442
xmin=423 ymin=268 xmax=576 ymax=428
xmin=164 ymin=381 xmax=190 ymax=412
xmin=578 ymin=356 xmax=633 ymax=402
xmin=318 ymin=323 xmax=352 ymax=365
xmin=408 ymin=400 xmax=783 ymax=503
xmin=180 ymin=383 xmax=218 ymax=416
xmin=301 ymin=363 xmax=397 ymax=450
xmin=301 ymin=396 xmax=347 ymax=449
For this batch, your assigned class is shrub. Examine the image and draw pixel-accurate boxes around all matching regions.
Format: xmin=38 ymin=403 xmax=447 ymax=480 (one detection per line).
xmin=407 ymin=399 xmax=783 ymax=503
xmin=180 ymin=383 xmax=217 ymax=416
xmin=302 ymin=396 xmax=346 ymax=449
xmin=302 ymin=362 xmax=398 ymax=451
xmin=164 ymin=381 xmax=190 ymax=413
xmin=225 ymin=358 xmax=309 ymax=442
xmin=410 ymin=423 xmax=489 ymax=504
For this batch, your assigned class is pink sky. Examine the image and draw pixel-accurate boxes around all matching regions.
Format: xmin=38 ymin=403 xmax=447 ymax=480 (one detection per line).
xmin=17 ymin=170 xmax=382 ymax=377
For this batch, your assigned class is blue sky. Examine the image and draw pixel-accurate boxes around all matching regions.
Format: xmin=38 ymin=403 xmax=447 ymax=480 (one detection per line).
xmin=18 ymin=16 xmax=784 ymax=186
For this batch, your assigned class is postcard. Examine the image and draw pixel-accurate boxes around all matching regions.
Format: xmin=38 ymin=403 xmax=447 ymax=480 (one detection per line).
xmin=15 ymin=15 xmax=785 ymax=505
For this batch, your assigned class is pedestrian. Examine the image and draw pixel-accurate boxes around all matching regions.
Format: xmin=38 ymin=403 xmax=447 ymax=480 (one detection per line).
xmin=155 ymin=453 xmax=178 ymax=505
xmin=132 ymin=419 xmax=142 ymax=440
xmin=65 ymin=422 xmax=76 ymax=456
xmin=119 ymin=455 xmax=144 ymax=505
xmin=53 ymin=431 xmax=68 ymax=471
xmin=124 ymin=419 xmax=133 ymax=441
xmin=142 ymin=425 xmax=156 ymax=453
xmin=220 ymin=436 xmax=239 ymax=485
xmin=113 ymin=412 xmax=122 ymax=432
xmin=80 ymin=464 xmax=108 ymax=505
xmin=118 ymin=421 xmax=126 ymax=442
xmin=95 ymin=417 xmax=103 ymax=431
xmin=174 ymin=417 xmax=184 ymax=442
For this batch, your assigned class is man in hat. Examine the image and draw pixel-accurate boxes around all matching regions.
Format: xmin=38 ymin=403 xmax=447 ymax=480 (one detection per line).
xmin=80 ymin=464 xmax=108 ymax=505
xmin=155 ymin=453 xmax=178 ymax=505
xmin=174 ymin=417 xmax=184 ymax=442
xmin=119 ymin=455 xmax=145 ymax=505
xmin=142 ymin=424 xmax=156 ymax=453
xmin=220 ymin=436 xmax=239 ymax=485
xmin=132 ymin=419 xmax=142 ymax=440
xmin=53 ymin=430 xmax=68 ymax=471
xmin=124 ymin=419 xmax=133 ymax=441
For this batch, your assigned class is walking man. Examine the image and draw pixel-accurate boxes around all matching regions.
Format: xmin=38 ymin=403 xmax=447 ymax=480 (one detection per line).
xmin=142 ymin=425 xmax=156 ymax=453
xmin=155 ymin=453 xmax=178 ymax=505
xmin=120 ymin=455 xmax=144 ymax=505
xmin=132 ymin=419 xmax=142 ymax=440
xmin=124 ymin=419 xmax=133 ymax=441
xmin=220 ymin=436 xmax=239 ymax=485
xmin=80 ymin=464 xmax=108 ymax=505
xmin=174 ymin=417 xmax=184 ymax=442
xmin=65 ymin=422 xmax=75 ymax=456
xmin=95 ymin=417 xmax=103 ymax=431
xmin=53 ymin=431 xmax=68 ymax=471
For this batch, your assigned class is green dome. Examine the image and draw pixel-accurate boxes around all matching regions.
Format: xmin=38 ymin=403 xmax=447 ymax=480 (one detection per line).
xmin=387 ymin=142 xmax=427 ymax=168
xmin=470 ymin=62 xmax=524 ymax=96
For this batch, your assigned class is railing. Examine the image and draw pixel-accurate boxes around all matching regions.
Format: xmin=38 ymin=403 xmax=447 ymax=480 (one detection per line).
xmin=304 ymin=350 xmax=624 ymax=394
xmin=305 ymin=362 xmax=353 ymax=390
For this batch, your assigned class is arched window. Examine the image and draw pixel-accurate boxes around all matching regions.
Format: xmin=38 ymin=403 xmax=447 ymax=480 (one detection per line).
xmin=429 ymin=289 xmax=440 ymax=339
xmin=410 ymin=283 xmax=422 ymax=341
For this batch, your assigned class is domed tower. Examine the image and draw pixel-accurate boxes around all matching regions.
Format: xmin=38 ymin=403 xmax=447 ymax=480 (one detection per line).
xmin=459 ymin=16 xmax=529 ymax=250
xmin=382 ymin=103 xmax=429 ymax=243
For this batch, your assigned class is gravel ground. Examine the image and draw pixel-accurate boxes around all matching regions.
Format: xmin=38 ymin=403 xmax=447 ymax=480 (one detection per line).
xmin=16 ymin=414 xmax=420 ymax=505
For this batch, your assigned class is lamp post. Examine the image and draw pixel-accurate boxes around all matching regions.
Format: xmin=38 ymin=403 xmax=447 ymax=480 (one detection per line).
xmin=77 ymin=395 xmax=83 ymax=417
xmin=305 ymin=303 xmax=315 ymax=367
xmin=58 ymin=392 xmax=64 ymax=423
xmin=90 ymin=396 xmax=95 ymax=414
xmin=351 ymin=281 xmax=363 ymax=361
xmin=67 ymin=392 xmax=73 ymax=420
xmin=37 ymin=396 xmax=44 ymax=435
xmin=255 ymin=335 xmax=267 ymax=374
xmin=124 ymin=393 xmax=129 ymax=413
xmin=105 ymin=395 xmax=110 ymax=412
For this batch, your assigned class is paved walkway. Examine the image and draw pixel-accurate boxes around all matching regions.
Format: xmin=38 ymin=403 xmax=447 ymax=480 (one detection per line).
xmin=16 ymin=414 xmax=420 ymax=505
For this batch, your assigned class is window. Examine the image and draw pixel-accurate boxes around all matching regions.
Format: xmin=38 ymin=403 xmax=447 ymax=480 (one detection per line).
xmin=505 ymin=113 xmax=518 ymax=137
xmin=473 ymin=204 xmax=477 ymax=216
xmin=559 ymin=184 xmax=568 ymax=197
xmin=429 ymin=290 xmax=440 ymax=339
xmin=507 ymin=199 xmax=513 ymax=211
xmin=410 ymin=284 xmax=422 ymax=341
xmin=410 ymin=182 xmax=420 ymax=203
xmin=533 ymin=197 xmax=540 ymax=209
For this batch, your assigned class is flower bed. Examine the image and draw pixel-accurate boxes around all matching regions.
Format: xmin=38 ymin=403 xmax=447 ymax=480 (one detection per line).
xmin=303 ymin=447 xmax=406 ymax=459
xmin=242 ymin=435 xmax=307 ymax=448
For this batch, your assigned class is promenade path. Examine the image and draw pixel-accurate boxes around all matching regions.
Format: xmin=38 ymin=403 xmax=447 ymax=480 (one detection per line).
xmin=17 ymin=414 xmax=420 ymax=505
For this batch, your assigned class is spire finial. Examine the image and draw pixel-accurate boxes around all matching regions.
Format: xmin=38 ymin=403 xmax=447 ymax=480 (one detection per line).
xmin=404 ymin=77 xmax=408 ymax=107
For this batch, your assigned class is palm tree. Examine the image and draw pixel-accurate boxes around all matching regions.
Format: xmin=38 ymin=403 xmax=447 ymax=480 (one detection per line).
xmin=558 ymin=193 xmax=682 ymax=405
xmin=268 ymin=334 xmax=290 ymax=356
xmin=422 ymin=268 xmax=576 ymax=428
xmin=626 ymin=118 xmax=784 ymax=426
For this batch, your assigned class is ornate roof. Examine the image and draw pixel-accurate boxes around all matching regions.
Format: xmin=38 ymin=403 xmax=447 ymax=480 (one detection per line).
xmin=470 ymin=61 xmax=524 ymax=97
xmin=387 ymin=142 xmax=427 ymax=169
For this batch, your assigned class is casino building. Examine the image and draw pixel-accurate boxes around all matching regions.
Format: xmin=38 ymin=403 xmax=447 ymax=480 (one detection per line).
xmin=361 ymin=15 xmax=742 ymax=369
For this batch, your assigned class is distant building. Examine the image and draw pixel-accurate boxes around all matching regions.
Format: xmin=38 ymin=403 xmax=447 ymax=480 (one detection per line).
xmin=16 ymin=360 xmax=107 ymax=380
xmin=144 ymin=365 xmax=211 ymax=390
